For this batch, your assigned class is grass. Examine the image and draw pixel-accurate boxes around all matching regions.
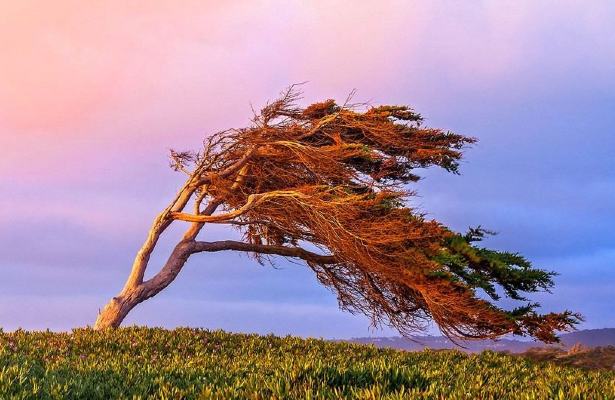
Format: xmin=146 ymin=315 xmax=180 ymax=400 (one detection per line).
xmin=1 ymin=327 xmax=614 ymax=399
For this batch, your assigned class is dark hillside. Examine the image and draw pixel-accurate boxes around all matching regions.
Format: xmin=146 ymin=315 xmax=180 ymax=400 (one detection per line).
xmin=348 ymin=328 xmax=615 ymax=354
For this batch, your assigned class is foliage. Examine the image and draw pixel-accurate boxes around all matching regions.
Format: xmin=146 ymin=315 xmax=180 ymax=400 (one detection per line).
xmin=1 ymin=327 xmax=613 ymax=399
xmin=96 ymin=86 xmax=579 ymax=342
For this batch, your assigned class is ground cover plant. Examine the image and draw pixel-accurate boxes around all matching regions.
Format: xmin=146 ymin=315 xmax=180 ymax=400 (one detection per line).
xmin=1 ymin=327 xmax=613 ymax=399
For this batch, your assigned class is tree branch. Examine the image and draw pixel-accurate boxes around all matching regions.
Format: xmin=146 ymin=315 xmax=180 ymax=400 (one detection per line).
xmin=171 ymin=190 xmax=306 ymax=223
xmin=219 ymin=146 xmax=257 ymax=178
xmin=189 ymin=240 xmax=337 ymax=264
xmin=122 ymin=177 xmax=198 ymax=290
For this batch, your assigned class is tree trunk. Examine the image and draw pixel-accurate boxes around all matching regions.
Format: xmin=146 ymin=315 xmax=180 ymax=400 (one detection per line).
xmin=94 ymin=241 xmax=194 ymax=330
xmin=94 ymin=290 xmax=143 ymax=329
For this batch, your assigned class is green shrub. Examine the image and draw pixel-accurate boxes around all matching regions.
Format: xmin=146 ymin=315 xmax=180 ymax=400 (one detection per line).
xmin=1 ymin=327 xmax=613 ymax=399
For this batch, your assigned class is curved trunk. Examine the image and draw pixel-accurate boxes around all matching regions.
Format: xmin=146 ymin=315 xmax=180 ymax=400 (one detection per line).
xmin=93 ymin=176 xmax=230 ymax=329
xmin=94 ymin=241 xmax=194 ymax=330
xmin=94 ymin=292 xmax=142 ymax=329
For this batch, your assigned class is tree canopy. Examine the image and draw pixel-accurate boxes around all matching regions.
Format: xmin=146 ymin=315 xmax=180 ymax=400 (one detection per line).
xmin=96 ymin=86 xmax=579 ymax=342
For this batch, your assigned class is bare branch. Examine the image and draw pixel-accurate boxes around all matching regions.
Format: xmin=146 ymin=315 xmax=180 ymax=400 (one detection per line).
xmin=189 ymin=240 xmax=337 ymax=264
xmin=171 ymin=190 xmax=306 ymax=223
xmin=121 ymin=177 xmax=198 ymax=290
xmin=218 ymin=147 xmax=257 ymax=178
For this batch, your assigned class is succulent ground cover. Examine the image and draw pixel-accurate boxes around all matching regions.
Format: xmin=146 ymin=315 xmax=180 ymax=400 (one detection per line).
xmin=1 ymin=327 xmax=613 ymax=399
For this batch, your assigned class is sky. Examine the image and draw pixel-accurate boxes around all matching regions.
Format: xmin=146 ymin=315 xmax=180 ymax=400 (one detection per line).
xmin=1 ymin=1 xmax=614 ymax=338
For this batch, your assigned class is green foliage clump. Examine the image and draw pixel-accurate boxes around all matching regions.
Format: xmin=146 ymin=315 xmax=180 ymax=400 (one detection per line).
xmin=1 ymin=327 xmax=613 ymax=399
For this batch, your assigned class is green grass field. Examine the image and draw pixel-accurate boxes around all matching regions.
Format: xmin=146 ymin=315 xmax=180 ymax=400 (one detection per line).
xmin=1 ymin=327 xmax=613 ymax=399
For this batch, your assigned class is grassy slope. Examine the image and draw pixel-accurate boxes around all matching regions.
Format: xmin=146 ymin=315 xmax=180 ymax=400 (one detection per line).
xmin=518 ymin=345 xmax=615 ymax=371
xmin=1 ymin=327 xmax=613 ymax=399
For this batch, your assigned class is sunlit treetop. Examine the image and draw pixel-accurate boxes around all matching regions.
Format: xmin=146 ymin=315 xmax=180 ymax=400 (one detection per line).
xmin=97 ymin=86 xmax=579 ymax=342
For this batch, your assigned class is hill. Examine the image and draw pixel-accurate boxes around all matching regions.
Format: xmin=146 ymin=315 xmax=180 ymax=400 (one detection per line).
xmin=1 ymin=327 xmax=614 ymax=399
xmin=560 ymin=328 xmax=615 ymax=347
xmin=517 ymin=344 xmax=615 ymax=371
xmin=348 ymin=328 xmax=615 ymax=353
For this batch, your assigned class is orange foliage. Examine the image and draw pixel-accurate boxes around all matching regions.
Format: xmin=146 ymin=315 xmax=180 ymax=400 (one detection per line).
xmin=162 ymin=86 xmax=578 ymax=342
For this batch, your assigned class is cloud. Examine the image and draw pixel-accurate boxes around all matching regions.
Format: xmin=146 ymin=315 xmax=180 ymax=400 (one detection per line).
xmin=1 ymin=1 xmax=615 ymax=334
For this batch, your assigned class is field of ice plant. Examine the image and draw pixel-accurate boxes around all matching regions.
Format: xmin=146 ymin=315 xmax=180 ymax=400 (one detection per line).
xmin=1 ymin=327 xmax=614 ymax=399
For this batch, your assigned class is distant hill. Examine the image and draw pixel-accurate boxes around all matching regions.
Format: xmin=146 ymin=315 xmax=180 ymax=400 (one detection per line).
xmin=558 ymin=328 xmax=615 ymax=347
xmin=515 ymin=344 xmax=615 ymax=370
xmin=347 ymin=328 xmax=615 ymax=353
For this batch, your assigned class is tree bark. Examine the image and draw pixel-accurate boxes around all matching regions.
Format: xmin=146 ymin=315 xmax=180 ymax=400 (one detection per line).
xmin=94 ymin=291 xmax=142 ymax=329
xmin=93 ymin=238 xmax=335 ymax=329
xmin=94 ymin=241 xmax=194 ymax=330
xmin=94 ymin=152 xmax=253 ymax=329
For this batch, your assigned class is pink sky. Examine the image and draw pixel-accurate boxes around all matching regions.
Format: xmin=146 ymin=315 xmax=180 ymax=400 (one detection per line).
xmin=3 ymin=1 xmax=613 ymax=181
xmin=2 ymin=1 xmax=615 ymax=335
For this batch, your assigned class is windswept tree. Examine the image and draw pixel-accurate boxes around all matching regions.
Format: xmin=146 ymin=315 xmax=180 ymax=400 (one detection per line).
xmin=95 ymin=87 xmax=578 ymax=342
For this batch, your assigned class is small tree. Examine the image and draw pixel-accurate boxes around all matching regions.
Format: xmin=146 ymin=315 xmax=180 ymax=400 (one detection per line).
xmin=95 ymin=87 xmax=578 ymax=342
